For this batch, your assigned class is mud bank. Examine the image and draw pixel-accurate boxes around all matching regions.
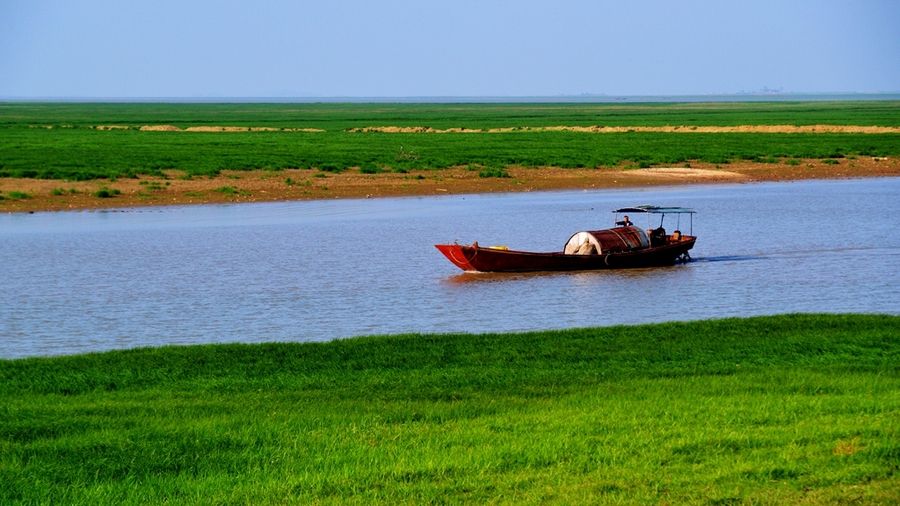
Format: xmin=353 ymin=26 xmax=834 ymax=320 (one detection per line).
xmin=1 ymin=157 xmax=897 ymax=213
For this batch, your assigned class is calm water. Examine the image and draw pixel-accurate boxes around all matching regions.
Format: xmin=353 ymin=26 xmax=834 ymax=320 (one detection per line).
xmin=2 ymin=178 xmax=899 ymax=358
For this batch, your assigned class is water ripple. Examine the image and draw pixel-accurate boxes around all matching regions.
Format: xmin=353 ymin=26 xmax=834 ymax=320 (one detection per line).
xmin=2 ymin=177 xmax=898 ymax=358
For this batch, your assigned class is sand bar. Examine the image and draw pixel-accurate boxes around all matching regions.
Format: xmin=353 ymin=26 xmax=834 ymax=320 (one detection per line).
xmin=349 ymin=124 xmax=900 ymax=134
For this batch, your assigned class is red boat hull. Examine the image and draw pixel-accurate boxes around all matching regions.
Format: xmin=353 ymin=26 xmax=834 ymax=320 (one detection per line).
xmin=435 ymin=237 xmax=696 ymax=272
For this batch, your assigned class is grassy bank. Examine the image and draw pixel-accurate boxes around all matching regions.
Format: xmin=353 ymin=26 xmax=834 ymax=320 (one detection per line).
xmin=4 ymin=101 xmax=900 ymax=129
xmin=1 ymin=314 xmax=898 ymax=504
xmin=1 ymin=102 xmax=898 ymax=180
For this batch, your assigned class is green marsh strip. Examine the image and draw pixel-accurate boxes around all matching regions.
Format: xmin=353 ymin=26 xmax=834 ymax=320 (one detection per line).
xmin=1 ymin=101 xmax=899 ymax=180
xmin=1 ymin=129 xmax=897 ymax=180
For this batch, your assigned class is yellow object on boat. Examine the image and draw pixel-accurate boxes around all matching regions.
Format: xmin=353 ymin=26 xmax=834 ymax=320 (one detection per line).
xmin=487 ymin=245 xmax=509 ymax=250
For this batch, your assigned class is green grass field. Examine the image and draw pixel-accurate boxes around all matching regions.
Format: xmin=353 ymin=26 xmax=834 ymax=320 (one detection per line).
xmin=1 ymin=101 xmax=898 ymax=180
xmin=4 ymin=101 xmax=900 ymax=129
xmin=2 ymin=314 xmax=898 ymax=504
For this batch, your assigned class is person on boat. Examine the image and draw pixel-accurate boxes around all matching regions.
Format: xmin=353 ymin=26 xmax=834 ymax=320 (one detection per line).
xmin=650 ymin=226 xmax=667 ymax=246
xmin=616 ymin=215 xmax=633 ymax=227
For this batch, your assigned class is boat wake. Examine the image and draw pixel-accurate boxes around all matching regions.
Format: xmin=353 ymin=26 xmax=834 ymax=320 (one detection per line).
xmin=693 ymin=255 xmax=765 ymax=263
xmin=694 ymin=246 xmax=898 ymax=265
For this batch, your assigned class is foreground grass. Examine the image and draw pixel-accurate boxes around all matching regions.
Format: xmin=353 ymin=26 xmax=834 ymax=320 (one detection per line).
xmin=1 ymin=314 xmax=898 ymax=504
xmin=1 ymin=101 xmax=898 ymax=180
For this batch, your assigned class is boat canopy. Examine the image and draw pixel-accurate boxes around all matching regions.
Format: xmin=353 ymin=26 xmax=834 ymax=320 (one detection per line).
xmin=613 ymin=205 xmax=695 ymax=214
xmin=613 ymin=205 xmax=695 ymax=235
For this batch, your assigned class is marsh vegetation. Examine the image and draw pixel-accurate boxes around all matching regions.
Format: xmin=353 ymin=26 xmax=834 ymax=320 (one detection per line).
xmin=1 ymin=102 xmax=897 ymax=181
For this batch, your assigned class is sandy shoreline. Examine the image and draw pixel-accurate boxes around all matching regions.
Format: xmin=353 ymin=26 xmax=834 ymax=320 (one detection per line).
xmin=349 ymin=124 xmax=900 ymax=134
xmin=1 ymin=157 xmax=897 ymax=213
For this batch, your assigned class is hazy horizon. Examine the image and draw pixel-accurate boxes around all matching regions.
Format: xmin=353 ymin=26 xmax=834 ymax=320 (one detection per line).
xmin=2 ymin=0 xmax=898 ymax=99
xmin=3 ymin=93 xmax=900 ymax=104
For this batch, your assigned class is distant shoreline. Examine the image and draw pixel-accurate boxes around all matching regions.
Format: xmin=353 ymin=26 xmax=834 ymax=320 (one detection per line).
xmin=3 ymin=101 xmax=897 ymax=212
xmin=2 ymin=158 xmax=898 ymax=213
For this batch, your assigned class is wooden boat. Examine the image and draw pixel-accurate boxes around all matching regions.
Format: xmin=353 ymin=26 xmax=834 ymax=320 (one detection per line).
xmin=435 ymin=206 xmax=696 ymax=272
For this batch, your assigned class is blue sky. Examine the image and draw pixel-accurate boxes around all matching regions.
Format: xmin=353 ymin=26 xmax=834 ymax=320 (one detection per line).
xmin=1 ymin=0 xmax=898 ymax=98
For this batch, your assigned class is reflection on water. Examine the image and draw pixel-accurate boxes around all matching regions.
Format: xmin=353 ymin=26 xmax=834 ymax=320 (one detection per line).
xmin=443 ymin=265 xmax=680 ymax=285
xmin=1 ymin=177 xmax=899 ymax=358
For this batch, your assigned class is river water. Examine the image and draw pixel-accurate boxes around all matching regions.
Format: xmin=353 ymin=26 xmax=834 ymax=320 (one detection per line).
xmin=2 ymin=178 xmax=898 ymax=358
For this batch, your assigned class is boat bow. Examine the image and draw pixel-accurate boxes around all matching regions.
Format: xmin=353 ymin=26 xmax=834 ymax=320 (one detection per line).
xmin=434 ymin=244 xmax=476 ymax=271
